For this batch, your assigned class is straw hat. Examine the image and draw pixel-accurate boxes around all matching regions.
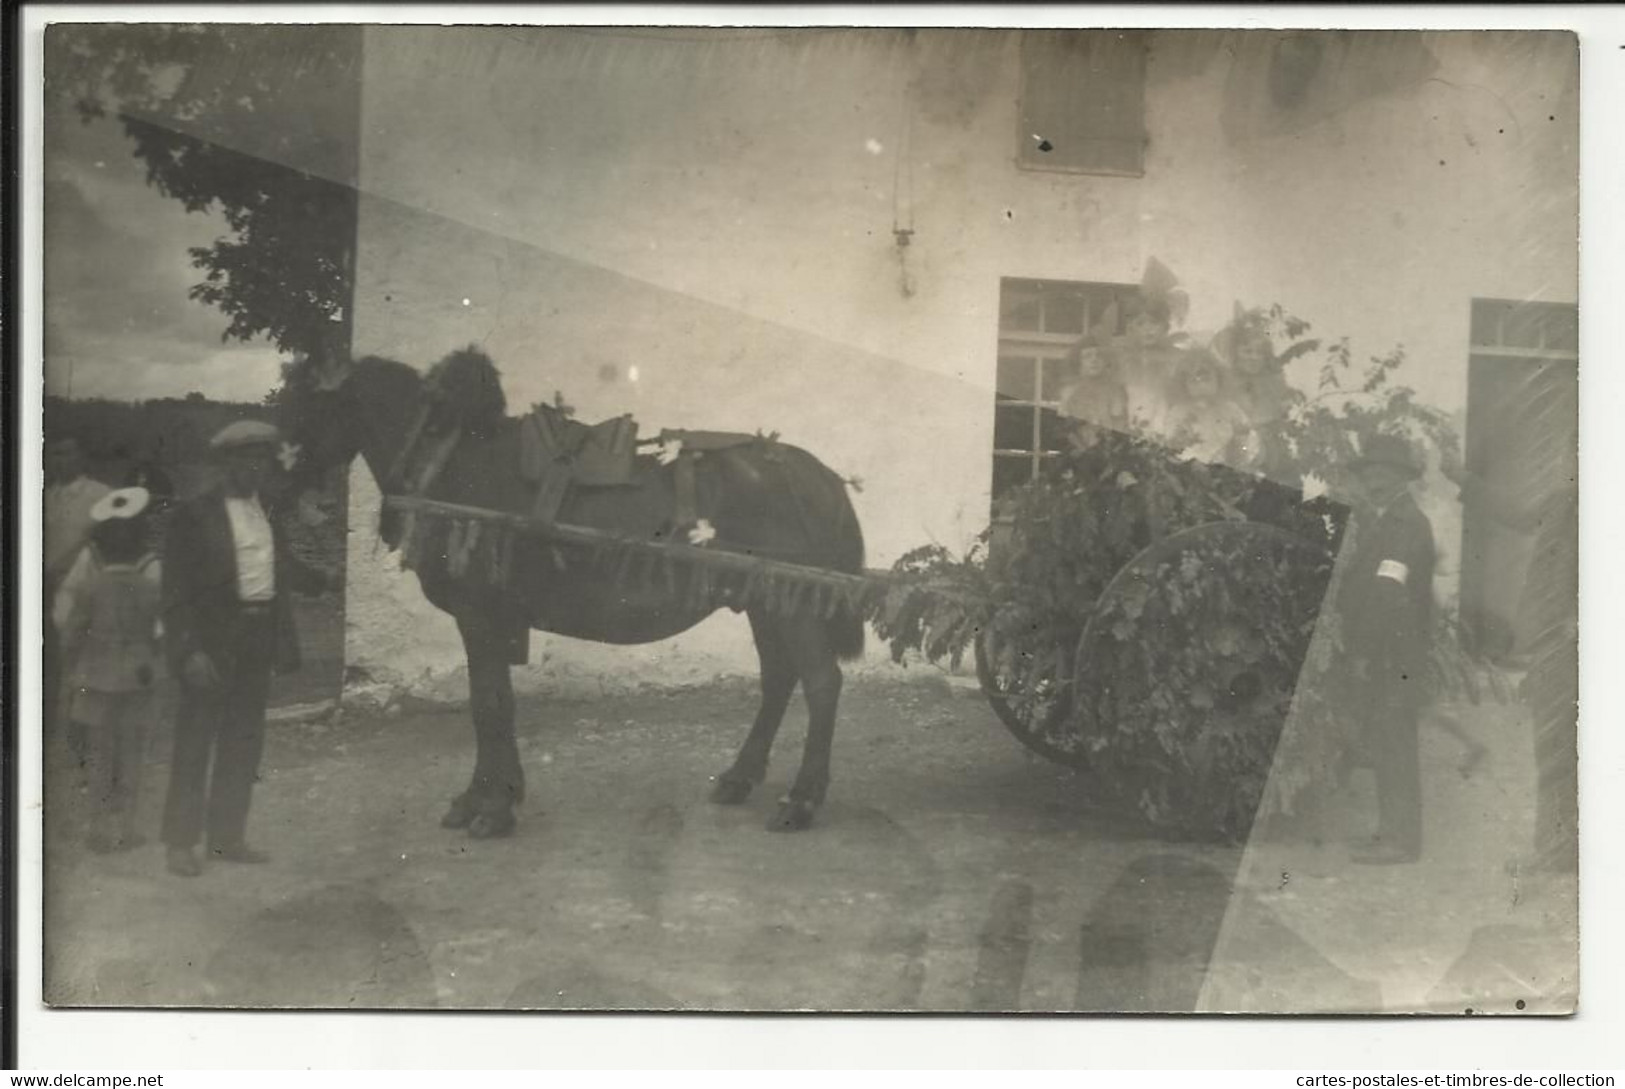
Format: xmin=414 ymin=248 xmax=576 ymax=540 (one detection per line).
xmin=209 ymin=419 xmax=282 ymax=451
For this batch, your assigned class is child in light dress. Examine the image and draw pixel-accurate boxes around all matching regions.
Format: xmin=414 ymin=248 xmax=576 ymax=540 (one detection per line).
xmin=1116 ymin=259 xmax=1195 ymax=429
xmin=54 ymin=487 xmax=163 ymax=853
xmin=1057 ymin=328 xmax=1130 ymax=450
xmin=1158 ymin=350 xmax=1255 ymax=466
xmin=1211 ymin=316 xmax=1293 ymax=429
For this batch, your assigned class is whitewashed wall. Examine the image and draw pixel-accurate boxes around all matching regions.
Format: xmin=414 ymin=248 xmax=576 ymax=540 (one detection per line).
xmin=344 ymin=28 xmax=1576 ymax=697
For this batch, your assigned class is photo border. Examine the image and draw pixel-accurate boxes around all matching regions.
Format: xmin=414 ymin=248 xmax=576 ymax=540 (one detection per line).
xmin=11 ymin=2 xmax=1623 ymax=1070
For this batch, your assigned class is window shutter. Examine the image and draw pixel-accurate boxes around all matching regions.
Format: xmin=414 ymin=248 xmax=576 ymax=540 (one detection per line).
xmin=1019 ymin=30 xmax=1147 ymax=176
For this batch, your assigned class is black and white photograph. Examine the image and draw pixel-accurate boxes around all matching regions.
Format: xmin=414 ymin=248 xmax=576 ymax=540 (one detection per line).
xmin=20 ymin=11 xmax=1597 ymax=1047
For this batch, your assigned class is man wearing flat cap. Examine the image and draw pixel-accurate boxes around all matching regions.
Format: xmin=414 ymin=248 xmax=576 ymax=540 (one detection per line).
xmin=1336 ymin=431 xmax=1437 ymax=865
xmin=159 ymin=419 xmax=333 ymax=877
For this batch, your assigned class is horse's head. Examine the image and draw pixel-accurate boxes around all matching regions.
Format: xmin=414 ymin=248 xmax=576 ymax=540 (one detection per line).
xmin=278 ymin=351 xmax=361 ymax=492
xmin=279 ymin=351 xmax=426 ymax=493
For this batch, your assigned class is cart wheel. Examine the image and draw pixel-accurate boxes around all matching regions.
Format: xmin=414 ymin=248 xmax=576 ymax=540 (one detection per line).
xmin=974 ymin=621 xmax=1087 ymax=768
xmin=1072 ymin=521 xmax=1336 ymax=839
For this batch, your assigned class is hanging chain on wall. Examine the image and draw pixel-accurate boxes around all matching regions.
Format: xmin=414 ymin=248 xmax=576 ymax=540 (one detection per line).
xmin=891 ymin=37 xmax=917 ymax=299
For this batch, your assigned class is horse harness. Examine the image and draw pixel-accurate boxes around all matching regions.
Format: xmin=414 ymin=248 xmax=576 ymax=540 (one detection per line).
xmin=389 ymin=400 xmax=769 ymax=582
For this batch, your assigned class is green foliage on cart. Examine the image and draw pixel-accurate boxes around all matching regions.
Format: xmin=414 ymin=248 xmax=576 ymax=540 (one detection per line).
xmin=873 ymin=306 xmax=1507 ymax=841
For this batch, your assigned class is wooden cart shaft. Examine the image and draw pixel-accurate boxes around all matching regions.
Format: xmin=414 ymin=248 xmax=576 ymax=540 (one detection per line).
xmin=382 ymin=493 xmax=894 ymax=594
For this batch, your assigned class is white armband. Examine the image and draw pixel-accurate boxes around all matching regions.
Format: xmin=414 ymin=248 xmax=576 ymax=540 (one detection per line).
xmin=1376 ymin=558 xmax=1409 ymax=585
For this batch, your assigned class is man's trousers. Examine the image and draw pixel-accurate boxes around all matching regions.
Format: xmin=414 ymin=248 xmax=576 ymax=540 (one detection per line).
xmin=161 ymin=606 xmax=275 ymax=852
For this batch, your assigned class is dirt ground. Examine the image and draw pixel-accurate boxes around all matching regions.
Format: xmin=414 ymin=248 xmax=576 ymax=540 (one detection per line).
xmin=41 ymin=672 xmax=1576 ymax=1014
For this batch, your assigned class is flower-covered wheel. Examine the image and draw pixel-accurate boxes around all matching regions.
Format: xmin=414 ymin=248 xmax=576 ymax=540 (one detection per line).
xmin=1070 ymin=521 xmax=1337 ymax=840
xmin=973 ymin=618 xmax=1085 ymax=768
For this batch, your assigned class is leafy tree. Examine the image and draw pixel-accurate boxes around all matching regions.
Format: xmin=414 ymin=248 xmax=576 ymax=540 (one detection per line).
xmin=46 ymin=24 xmax=362 ymax=364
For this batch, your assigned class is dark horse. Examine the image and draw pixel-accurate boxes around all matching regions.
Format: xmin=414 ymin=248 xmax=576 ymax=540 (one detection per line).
xmin=292 ymin=348 xmax=866 ymax=837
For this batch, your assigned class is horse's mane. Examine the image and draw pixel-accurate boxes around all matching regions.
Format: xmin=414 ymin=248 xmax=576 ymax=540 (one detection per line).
xmin=425 ymin=346 xmax=508 ymax=438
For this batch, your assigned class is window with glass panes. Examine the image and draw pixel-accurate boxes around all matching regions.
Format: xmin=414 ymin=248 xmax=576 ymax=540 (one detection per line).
xmin=993 ymin=277 xmax=1138 ymax=505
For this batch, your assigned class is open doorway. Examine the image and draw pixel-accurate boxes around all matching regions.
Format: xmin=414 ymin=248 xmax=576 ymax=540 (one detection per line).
xmin=1457 ymin=298 xmax=1577 ymax=662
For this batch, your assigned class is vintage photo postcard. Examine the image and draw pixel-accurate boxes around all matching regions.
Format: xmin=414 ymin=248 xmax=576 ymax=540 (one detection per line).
xmin=27 ymin=19 xmax=1580 ymax=1027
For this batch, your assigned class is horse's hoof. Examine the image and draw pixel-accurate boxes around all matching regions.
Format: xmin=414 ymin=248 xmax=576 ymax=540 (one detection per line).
xmin=468 ymin=810 xmax=516 ymax=839
xmin=767 ymin=798 xmax=817 ymax=833
xmin=441 ymin=796 xmax=477 ymax=830
xmin=710 ymin=777 xmax=754 ymax=806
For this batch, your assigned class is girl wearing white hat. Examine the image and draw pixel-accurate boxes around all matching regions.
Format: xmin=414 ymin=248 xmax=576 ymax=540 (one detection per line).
xmin=53 ymin=487 xmax=162 ymax=853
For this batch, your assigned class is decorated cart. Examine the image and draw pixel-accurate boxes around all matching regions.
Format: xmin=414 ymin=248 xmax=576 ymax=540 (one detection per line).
xmin=297 ymin=302 xmax=1486 ymax=843
xmin=380 ymin=418 xmax=1347 ymax=842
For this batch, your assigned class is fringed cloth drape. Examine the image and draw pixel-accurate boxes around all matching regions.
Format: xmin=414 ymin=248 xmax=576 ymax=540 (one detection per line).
xmin=384 ymin=495 xmax=885 ymax=624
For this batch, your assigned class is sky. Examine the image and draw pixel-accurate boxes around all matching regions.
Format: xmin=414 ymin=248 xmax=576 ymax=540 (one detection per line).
xmin=42 ymin=89 xmax=286 ymax=403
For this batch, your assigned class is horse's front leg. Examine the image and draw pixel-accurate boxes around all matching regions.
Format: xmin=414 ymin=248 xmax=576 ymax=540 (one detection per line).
xmin=443 ymin=611 xmax=525 ymax=838
xmin=769 ymin=618 xmax=843 ymax=832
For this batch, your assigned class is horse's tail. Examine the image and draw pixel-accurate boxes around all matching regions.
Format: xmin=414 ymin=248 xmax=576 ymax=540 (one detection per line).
xmin=829 ymin=608 xmax=866 ymax=662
